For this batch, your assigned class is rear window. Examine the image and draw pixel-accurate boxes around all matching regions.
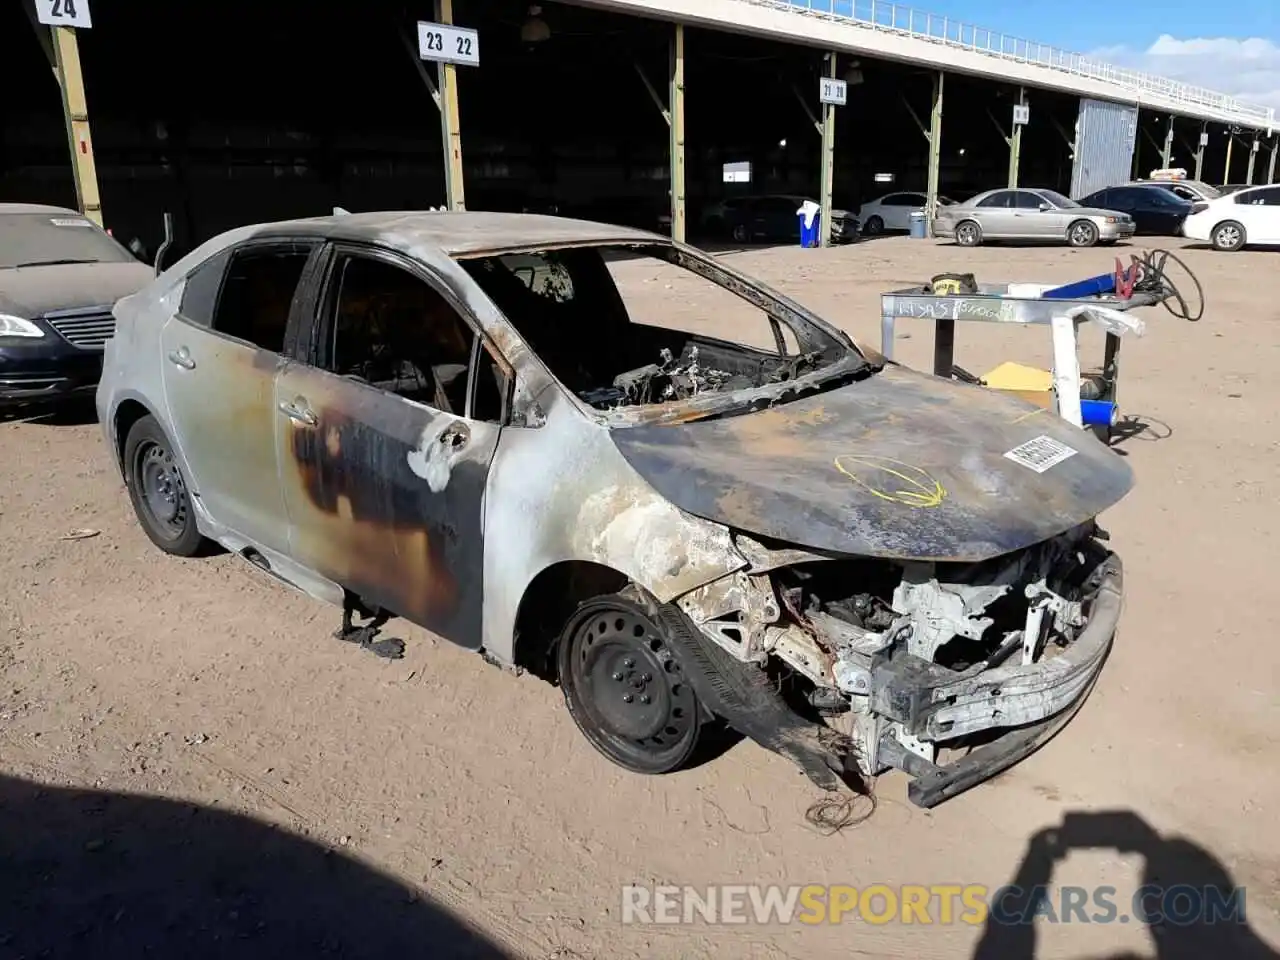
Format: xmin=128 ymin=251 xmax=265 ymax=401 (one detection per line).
xmin=0 ymin=213 xmax=136 ymax=269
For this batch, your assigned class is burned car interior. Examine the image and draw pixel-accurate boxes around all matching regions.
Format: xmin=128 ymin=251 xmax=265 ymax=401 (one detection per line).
xmin=458 ymin=243 xmax=851 ymax=415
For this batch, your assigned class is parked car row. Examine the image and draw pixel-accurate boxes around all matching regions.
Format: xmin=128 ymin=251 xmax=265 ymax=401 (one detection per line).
xmin=701 ymin=194 xmax=860 ymax=244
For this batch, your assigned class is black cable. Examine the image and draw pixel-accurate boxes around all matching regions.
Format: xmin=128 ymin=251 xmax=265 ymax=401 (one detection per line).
xmin=1133 ymin=248 xmax=1205 ymax=322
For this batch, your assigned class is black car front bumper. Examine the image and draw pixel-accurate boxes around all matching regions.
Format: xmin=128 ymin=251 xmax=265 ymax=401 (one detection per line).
xmin=0 ymin=307 xmax=113 ymax=404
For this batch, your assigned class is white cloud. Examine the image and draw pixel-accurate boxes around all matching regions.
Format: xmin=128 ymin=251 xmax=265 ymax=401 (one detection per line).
xmin=1089 ymin=35 xmax=1280 ymax=115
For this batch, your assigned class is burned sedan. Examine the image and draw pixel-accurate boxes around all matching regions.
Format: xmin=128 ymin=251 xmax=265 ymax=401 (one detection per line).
xmin=96 ymin=211 xmax=1129 ymax=808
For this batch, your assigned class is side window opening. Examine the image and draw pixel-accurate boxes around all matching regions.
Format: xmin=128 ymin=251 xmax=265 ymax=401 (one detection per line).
xmin=459 ymin=243 xmax=840 ymax=414
xmin=178 ymin=250 xmax=231 ymax=328
xmin=324 ymin=254 xmax=506 ymax=422
xmin=212 ymin=247 xmax=310 ymax=353
xmin=978 ymin=192 xmax=1010 ymax=209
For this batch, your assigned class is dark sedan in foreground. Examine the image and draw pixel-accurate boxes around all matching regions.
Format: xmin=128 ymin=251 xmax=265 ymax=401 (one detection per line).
xmin=1077 ymin=184 xmax=1195 ymax=236
xmin=1 ymin=203 xmax=152 ymax=404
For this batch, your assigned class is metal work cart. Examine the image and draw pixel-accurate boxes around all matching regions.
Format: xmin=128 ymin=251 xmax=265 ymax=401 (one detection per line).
xmin=879 ymin=282 xmax=1157 ymax=442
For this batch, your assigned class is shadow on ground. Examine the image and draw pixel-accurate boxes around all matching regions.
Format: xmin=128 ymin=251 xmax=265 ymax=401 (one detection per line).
xmin=0 ymin=398 xmax=99 ymax=427
xmin=0 ymin=774 xmax=514 ymax=959
xmin=972 ymin=809 xmax=1278 ymax=960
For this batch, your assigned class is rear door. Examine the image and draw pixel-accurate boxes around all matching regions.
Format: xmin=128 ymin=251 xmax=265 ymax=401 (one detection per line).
xmin=1232 ymin=186 xmax=1280 ymax=244
xmin=274 ymin=242 xmax=511 ymax=646
xmin=888 ymin=193 xmax=926 ymax=231
xmin=975 ymin=191 xmax=1017 ymax=237
xmin=160 ymin=238 xmax=318 ymax=552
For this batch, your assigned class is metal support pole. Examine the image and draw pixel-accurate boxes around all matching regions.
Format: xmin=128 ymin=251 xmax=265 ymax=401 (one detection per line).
xmin=1161 ymin=115 xmax=1174 ymax=168
xmin=1246 ymin=138 xmax=1258 ymax=184
xmin=925 ymin=72 xmax=944 ymax=236
xmin=1008 ymin=87 xmax=1025 ymax=188
xmin=1269 ymin=138 xmax=1278 ymax=185
xmin=1224 ymin=134 xmax=1234 ymax=184
xmin=819 ymin=53 xmax=836 ymax=247
xmin=669 ymin=24 xmax=686 ymax=243
xmin=51 ymin=26 xmax=102 ymax=226
xmin=436 ymin=0 xmax=465 ymax=210
xmin=1194 ymin=123 xmax=1206 ymax=181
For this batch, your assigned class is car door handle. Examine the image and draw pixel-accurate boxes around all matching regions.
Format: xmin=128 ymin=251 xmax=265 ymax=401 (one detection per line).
xmin=278 ymin=398 xmax=318 ymax=426
xmin=167 ymin=347 xmax=196 ymax=370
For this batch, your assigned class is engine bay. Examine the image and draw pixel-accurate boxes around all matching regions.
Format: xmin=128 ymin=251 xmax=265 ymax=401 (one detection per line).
xmin=578 ymin=342 xmax=826 ymax=411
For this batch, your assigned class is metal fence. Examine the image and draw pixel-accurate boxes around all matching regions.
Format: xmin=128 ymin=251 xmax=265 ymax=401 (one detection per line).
xmin=739 ymin=0 xmax=1274 ymax=128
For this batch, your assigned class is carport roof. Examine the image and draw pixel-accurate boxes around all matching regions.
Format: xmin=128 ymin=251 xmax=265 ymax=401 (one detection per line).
xmin=263 ymin=210 xmax=664 ymax=256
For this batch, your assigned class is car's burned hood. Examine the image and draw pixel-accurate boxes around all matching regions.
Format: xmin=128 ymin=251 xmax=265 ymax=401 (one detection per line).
xmin=611 ymin=365 xmax=1134 ymax=562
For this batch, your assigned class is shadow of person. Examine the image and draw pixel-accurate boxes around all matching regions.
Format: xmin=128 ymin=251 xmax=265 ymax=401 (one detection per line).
xmin=972 ymin=809 xmax=1278 ymax=960
xmin=0 ymin=774 xmax=514 ymax=959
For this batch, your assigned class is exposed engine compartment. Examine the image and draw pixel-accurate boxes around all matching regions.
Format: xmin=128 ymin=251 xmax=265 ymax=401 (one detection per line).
xmin=676 ymin=524 xmax=1109 ymax=775
xmin=578 ymin=342 xmax=826 ymax=411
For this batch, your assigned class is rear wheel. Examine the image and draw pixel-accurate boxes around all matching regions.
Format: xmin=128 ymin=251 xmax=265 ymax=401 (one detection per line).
xmin=955 ymin=220 xmax=982 ymax=247
xmin=731 ymin=223 xmax=749 ymax=243
xmin=1211 ymin=220 xmax=1246 ymax=251
xmin=123 ymin=415 xmax=206 ymax=557
xmin=863 ymin=215 xmax=884 ymax=236
xmin=557 ymin=591 xmax=704 ymax=774
xmin=1068 ymin=219 xmax=1100 ymax=247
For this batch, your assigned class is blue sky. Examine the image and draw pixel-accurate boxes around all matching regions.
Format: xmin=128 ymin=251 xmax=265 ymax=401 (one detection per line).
xmin=796 ymin=0 xmax=1280 ymax=109
xmin=902 ymin=0 xmax=1275 ymax=52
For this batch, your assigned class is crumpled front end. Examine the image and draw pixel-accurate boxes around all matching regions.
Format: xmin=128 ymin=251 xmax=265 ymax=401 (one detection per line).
xmin=674 ymin=521 xmax=1122 ymax=807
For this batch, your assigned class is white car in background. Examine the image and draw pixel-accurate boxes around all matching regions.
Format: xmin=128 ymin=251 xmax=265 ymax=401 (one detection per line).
xmin=1181 ymin=184 xmax=1280 ymax=251
xmin=857 ymin=191 xmax=954 ymax=234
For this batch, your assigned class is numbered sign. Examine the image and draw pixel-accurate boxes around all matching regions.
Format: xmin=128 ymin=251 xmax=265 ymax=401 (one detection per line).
xmin=417 ymin=20 xmax=479 ymax=67
xmin=819 ymin=78 xmax=847 ymax=106
xmin=37 ymin=0 xmax=92 ymax=28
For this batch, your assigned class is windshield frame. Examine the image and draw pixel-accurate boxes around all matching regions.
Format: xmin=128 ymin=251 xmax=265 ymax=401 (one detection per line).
xmin=0 ymin=212 xmax=136 ymax=270
xmin=454 ymin=238 xmax=876 ymax=428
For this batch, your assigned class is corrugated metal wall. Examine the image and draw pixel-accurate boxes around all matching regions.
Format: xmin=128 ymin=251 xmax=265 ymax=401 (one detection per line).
xmin=1069 ymin=98 xmax=1138 ymax=199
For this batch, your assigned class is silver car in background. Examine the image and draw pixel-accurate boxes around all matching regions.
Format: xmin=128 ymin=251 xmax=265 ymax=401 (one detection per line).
xmin=933 ymin=188 xmax=1135 ymax=248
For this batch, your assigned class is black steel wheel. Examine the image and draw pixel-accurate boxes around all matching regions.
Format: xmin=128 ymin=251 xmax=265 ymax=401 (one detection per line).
xmin=123 ymin=414 xmax=206 ymax=557
xmin=557 ymin=593 xmax=704 ymax=774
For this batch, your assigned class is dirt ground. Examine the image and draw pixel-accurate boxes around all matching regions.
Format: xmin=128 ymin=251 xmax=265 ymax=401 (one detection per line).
xmin=1 ymin=235 xmax=1277 ymax=959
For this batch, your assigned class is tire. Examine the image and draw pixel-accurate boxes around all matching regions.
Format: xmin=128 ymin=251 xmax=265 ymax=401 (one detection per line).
xmin=955 ymin=220 xmax=982 ymax=247
xmin=123 ymin=414 xmax=206 ymax=557
xmin=557 ymin=591 xmax=704 ymax=775
xmin=731 ymin=223 xmax=749 ymax=243
xmin=1211 ymin=220 xmax=1246 ymax=251
xmin=1068 ymin=219 xmax=1100 ymax=248
xmin=863 ymin=215 xmax=884 ymax=236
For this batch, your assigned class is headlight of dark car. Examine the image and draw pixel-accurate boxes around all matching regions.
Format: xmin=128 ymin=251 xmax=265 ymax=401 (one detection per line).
xmin=0 ymin=314 xmax=46 ymax=339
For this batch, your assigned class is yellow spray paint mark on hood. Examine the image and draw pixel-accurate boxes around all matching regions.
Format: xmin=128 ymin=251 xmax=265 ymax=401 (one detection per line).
xmin=834 ymin=455 xmax=947 ymax=509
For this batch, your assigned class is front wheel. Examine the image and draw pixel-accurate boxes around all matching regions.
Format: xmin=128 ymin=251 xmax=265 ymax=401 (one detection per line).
xmin=731 ymin=223 xmax=749 ymax=243
xmin=557 ymin=592 xmax=705 ymax=774
xmin=123 ymin=414 xmax=207 ymax=557
xmin=1211 ymin=220 xmax=1246 ymax=251
xmin=1068 ymin=219 xmax=1100 ymax=247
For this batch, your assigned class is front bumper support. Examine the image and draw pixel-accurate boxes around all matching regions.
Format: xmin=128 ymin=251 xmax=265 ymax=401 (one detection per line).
xmin=873 ymin=552 xmax=1122 ymax=806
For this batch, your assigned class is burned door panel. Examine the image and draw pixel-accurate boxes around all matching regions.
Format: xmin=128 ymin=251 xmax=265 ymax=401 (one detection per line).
xmin=274 ymin=364 xmax=498 ymax=647
xmin=159 ymin=317 xmax=289 ymax=552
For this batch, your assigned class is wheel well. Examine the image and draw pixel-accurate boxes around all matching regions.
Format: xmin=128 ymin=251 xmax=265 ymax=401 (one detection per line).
xmin=113 ymin=399 xmax=153 ymax=468
xmin=512 ymin=560 xmax=629 ymax=683
xmin=957 ymin=218 xmax=980 ymax=233
xmin=1068 ymin=217 xmax=1096 ymax=235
